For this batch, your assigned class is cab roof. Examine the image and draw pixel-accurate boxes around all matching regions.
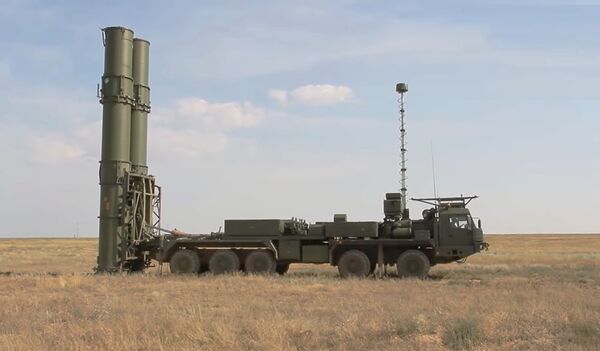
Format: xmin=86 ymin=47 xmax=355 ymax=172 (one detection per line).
xmin=411 ymin=196 xmax=478 ymax=208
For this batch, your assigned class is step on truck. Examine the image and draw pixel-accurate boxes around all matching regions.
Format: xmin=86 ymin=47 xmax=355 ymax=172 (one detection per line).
xmin=139 ymin=195 xmax=488 ymax=278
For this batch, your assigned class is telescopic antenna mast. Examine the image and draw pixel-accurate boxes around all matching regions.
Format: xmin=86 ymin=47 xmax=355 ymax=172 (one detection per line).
xmin=396 ymin=83 xmax=408 ymax=215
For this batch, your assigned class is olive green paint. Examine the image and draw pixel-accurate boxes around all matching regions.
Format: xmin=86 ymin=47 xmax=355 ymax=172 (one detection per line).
xmin=131 ymin=38 xmax=150 ymax=175
xmin=301 ymin=245 xmax=329 ymax=263
xmin=278 ymin=240 xmax=301 ymax=260
xmin=93 ymin=28 xmax=488 ymax=276
xmin=98 ymin=27 xmax=134 ymax=272
xmin=224 ymin=219 xmax=286 ymax=237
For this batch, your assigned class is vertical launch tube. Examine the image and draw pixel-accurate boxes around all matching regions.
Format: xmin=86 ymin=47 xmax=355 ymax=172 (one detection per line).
xmin=131 ymin=38 xmax=150 ymax=175
xmin=98 ymin=27 xmax=134 ymax=272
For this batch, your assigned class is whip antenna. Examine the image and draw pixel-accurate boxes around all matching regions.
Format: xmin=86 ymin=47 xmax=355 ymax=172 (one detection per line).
xmin=431 ymin=141 xmax=439 ymax=202
xmin=396 ymin=83 xmax=408 ymax=216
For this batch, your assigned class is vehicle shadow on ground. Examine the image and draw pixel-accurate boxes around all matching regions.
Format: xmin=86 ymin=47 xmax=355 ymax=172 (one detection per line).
xmin=285 ymin=270 xmax=445 ymax=281
xmin=0 ymin=271 xmax=62 ymax=276
xmin=0 ymin=270 xmax=445 ymax=282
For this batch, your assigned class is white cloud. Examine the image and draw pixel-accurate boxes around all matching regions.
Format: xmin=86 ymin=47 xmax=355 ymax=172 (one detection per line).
xmin=160 ymin=97 xmax=265 ymax=129
xmin=269 ymin=84 xmax=354 ymax=106
xmin=151 ymin=127 xmax=229 ymax=155
xmin=291 ymin=84 xmax=353 ymax=105
xmin=152 ymin=97 xmax=267 ymax=156
xmin=268 ymin=89 xmax=288 ymax=104
xmin=0 ymin=88 xmax=100 ymax=165
xmin=31 ymin=137 xmax=85 ymax=163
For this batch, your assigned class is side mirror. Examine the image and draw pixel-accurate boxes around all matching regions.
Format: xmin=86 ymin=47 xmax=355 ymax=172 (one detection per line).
xmin=478 ymin=219 xmax=482 ymax=229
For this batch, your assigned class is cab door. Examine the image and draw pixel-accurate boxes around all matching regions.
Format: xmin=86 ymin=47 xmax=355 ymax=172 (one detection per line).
xmin=439 ymin=213 xmax=473 ymax=247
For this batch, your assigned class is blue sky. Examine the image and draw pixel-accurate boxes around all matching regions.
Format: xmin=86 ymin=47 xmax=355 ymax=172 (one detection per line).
xmin=0 ymin=0 xmax=598 ymax=236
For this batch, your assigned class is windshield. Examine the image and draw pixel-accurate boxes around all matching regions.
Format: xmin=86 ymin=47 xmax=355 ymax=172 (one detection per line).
xmin=449 ymin=215 xmax=473 ymax=230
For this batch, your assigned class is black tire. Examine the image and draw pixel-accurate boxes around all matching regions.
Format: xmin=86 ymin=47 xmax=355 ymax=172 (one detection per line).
xmin=338 ymin=250 xmax=371 ymax=278
xmin=396 ymin=250 xmax=430 ymax=278
xmin=209 ymin=250 xmax=240 ymax=274
xmin=276 ymin=263 xmax=290 ymax=275
xmin=169 ymin=249 xmax=200 ymax=274
xmin=245 ymin=251 xmax=276 ymax=275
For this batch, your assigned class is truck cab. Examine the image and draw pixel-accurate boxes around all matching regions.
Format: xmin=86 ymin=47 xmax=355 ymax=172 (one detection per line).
xmin=414 ymin=196 xmax=487 ymax=264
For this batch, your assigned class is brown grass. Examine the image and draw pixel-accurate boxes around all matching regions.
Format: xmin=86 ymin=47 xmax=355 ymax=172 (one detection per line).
xmin=0 ymin=235 xmax=599 ymax=350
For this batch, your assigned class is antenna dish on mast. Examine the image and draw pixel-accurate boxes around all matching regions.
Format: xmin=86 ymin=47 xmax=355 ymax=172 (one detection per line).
xmin=396 ymin=83 xmax=408 ymax=93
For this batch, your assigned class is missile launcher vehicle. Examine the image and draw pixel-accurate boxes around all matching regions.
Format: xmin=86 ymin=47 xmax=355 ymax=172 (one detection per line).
xmin=96 ymin=26 xmax=488 ymax=277
xmin=138 ymin=195 xmax=487 ymax=278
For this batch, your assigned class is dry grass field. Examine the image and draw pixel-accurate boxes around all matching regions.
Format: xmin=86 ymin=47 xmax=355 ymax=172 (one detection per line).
xmin=0 ymin=235 xmax=598 ymax=350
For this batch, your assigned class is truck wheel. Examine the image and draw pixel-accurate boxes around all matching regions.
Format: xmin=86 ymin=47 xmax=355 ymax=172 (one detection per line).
xmin=396 ymin=250 xmax=430 ymax=278
xmin=338 ymin=250 xmax=371 ymax=278
xmin=276 ymin=263 xmax=290 ymax=275
xmin=170 ymin=249 xmax=200 ymax=274
xmin=245 ymin=251 xmax=276 ymax=275
xmin=209 ymin=250 xmax=240 ymax=274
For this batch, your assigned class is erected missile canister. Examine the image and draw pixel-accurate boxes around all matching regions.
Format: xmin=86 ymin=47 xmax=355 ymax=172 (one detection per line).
xmin=131 ymin=38 xmax=150 ymax=175
xmin=98 ymin=27 xmax=134 ymax=272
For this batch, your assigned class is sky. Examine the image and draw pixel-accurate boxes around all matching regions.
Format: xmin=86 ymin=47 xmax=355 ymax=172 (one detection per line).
xmin=0 ymin=0 xmax=598 ymax=237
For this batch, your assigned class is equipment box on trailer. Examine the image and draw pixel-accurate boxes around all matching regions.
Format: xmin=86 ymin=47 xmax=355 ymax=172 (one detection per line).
xmin=225 ymin=219 xmax=285 ymax=236
xmin=324 ymin=221 xmax=379 ymax=238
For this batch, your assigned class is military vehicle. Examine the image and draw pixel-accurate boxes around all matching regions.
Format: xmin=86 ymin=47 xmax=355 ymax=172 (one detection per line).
xmin=96 ymin=26 xmax=488 ymax=278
